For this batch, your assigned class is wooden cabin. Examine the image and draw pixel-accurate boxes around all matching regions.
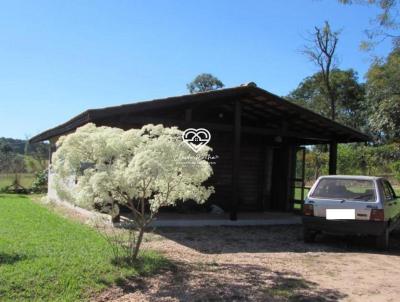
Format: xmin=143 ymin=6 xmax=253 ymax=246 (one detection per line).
xmin=30 ymin=83 xmax=370 ymax=220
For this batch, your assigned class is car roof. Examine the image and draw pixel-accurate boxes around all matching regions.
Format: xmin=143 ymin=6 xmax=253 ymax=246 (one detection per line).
xmin=318 ymin=175 xmax=383 ymax=181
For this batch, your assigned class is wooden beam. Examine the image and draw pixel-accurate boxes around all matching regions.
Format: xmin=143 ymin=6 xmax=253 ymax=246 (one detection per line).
xmin=329 ymin=142 xmax=338 ymax=175
xmin=230 ymin=100 xmax=241 ymax=221
xmin=117 ymin=116 xmax=334 ymax=142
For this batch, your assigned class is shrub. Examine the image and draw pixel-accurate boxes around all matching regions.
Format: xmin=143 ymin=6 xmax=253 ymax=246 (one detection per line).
xmin=30 ymin=170 xmax=48 ymax=193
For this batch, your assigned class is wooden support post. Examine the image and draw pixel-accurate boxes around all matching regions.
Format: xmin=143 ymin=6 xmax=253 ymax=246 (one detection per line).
xmin=329 ymin=142 xmax=338 ymax=175
xmin=301 ymin=147 xmax=306 ymax=202
xmin=230 ymin=101 xmax=241 ymax=221
xmin=49 ymin=137 xmax=58 ymax=164
xmin=48 ymin=142 xmax=52 ymax=163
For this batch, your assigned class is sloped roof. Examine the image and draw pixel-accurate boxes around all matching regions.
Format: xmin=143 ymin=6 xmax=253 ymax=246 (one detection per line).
xmin=29 ymin=84 xmax=370 ymax=144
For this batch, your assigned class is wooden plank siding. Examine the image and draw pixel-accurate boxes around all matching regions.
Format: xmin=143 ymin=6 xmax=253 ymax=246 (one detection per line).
xmin=238 ymin=144 xmax=265 ymax=211
xmin=207 ymin=133 xmax=233 ymax=211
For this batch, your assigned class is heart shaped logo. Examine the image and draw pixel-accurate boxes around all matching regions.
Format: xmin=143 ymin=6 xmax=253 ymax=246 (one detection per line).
xmin=182 ymin=128 xmax=211 ymax=153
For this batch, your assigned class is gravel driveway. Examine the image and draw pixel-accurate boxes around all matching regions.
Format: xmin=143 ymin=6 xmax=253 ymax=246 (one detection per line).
xmin=95 ymin=225 xmax=400 ymax=302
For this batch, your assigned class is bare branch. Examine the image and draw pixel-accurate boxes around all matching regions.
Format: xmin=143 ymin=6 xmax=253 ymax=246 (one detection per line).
xmin=302 ymin=21 xmax=341 ymax=120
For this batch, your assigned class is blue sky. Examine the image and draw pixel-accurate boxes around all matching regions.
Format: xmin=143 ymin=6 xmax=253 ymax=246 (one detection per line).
xmin=0 ymin=0 xmax=393 ymax=139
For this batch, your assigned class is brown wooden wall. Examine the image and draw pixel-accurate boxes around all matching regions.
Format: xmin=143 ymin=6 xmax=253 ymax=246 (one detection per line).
xmin=88 ymin=110 xmax=297 ymax=213
xmin=207 ymin=131 xmax=295 ymax=212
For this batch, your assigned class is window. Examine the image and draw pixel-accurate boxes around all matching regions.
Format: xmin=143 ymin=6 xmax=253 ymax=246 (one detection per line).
xmin=381 ymin=180 xmax=395 ymax=201
xmin=310 ymin=178 xmax=376 ymax=202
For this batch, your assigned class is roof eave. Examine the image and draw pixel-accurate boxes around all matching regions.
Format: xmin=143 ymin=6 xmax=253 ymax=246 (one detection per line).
xmin=29 ymin=85 xmax=372 ymax=144
xmin=29 ymin=111 xmax=92 ymax=144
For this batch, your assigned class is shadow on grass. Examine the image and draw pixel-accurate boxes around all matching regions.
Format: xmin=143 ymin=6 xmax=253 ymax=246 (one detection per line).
xmin=97 ymin=249 xmax=174 ymax=295
xmin=0 ymin=194 xmax=28 ymax=199
xmin=97 ymin=261 xmax=346 ymax=302
xmin=0 ymin=252 xmax=29 ymax=264
xmin=111 ymin=250 xmax=173 ymax=276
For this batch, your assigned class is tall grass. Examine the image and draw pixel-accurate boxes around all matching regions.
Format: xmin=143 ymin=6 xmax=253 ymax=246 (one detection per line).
xmin=0 ymin=173 xmax=35 ymax=189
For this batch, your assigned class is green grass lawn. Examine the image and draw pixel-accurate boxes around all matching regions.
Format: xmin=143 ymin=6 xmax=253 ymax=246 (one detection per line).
xmin=293 ymin=187 xmax=310 ymax=210
xmin=0 ymin=194 xmax=168 ymax=301
xmin=0 ymin=173 xmax=35 ymax=189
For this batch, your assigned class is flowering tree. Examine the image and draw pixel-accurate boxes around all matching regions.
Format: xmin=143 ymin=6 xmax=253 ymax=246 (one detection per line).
xmin=52 ymin=123 xmax=214 ymax=260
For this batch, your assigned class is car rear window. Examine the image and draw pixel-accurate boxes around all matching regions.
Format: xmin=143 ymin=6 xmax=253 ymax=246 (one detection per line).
xmin=310 ymin=178 xmax=376 ymax=202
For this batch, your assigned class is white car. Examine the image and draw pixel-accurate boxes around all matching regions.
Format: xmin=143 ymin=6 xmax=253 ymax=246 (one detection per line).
xmin=302 ymin=175 xmax=400 ymax=248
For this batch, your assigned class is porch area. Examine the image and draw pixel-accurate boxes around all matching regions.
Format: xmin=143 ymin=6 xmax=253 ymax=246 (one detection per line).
xmin=121 ymin=212 xmax=301 ymax=227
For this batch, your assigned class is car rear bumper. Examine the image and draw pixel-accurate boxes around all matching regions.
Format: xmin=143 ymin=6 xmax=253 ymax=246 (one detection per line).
xmin=302 ymin=216 xmax=387 ymax=236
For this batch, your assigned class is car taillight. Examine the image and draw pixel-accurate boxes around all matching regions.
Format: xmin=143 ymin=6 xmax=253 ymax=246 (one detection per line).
xmin=370 ymin=209 xmax=384 ymax=221
xmin=303 ymin=204 xmax=314 ymax=216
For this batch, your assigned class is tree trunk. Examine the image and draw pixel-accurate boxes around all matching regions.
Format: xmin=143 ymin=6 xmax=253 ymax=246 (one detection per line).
xmin=331 ymin=98 xmax=336 ymax=120
xmin=131 ymin=196 xmax=146 ymax=261
xmin=326 ymin=78 xmax=336 ymax=121
xmin=132 ymin=225 xmax=145 ymax=260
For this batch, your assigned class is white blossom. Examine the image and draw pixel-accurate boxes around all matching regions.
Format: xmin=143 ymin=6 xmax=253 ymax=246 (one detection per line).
xmin=52 ymin=123 xmax=215 ymax=215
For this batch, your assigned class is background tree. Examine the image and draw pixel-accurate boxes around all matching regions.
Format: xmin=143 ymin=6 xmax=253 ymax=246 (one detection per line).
xmin=304 ymin=148 xmax=329 ymax=180
xmin=302 ymin=21 xmax=340 ymax=120
xmin=25 ymin=140 xmax=48 ymax=172
xmin=339 ymin=0 xmax=399 ymax=49
xmin=0 ymin=141 xmax=27 ymax=191
xmin=0 ymin=138 xmax=48 ymax=192
xmin=287 ymin=69 xmax=367 ymax=130
xmin=52 ymin=123 xmax=214 ymax=261
xmin=187 ymin=73 xmax=224 ymax=94
xmin=365 ymin=47 xmax=400 ymax=141
xmin=0 ymin=142 xmax=13 ymax=176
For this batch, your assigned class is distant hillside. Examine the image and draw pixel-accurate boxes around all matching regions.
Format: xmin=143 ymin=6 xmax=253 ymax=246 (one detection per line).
xmin=0 ymin=138 xmax=26 ymax=154
xmin=0 ymin=137 xmax=48 ymax=158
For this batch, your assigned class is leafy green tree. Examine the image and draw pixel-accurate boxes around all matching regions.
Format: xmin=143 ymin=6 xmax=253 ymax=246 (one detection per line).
xmin=0 ymin=141 xmax=12 ymax=154
xmin=287 ymin=69 xmax=367 ymax=130
xmin=337 ymin=144 xmax=362 ymax=175
xmin=187 ymin=73 xmax=224 ymax=94
xmin=305 ymin=148 xmax=329 ymax=181
xmin=392 ymin=161 xmax=400 ymax=181
xmin=339 ymin=0 xmax=399 ymax=49
xmin=365 ymin=47 xmax=400 ymax=141
xmin=31 ymin=170 xmax=48 ymax=193
xmin=0 ymin=142 xmax=11 ymax=172
xmin=0 ymin=142 xmax=24 ymax=174
xmin=25 ymin=141 xmax=48 ymax=172
xmin=305 ymin=143 xmax=400 ymax=182
xmin=338 ymin=143 xmax=400 ymax=176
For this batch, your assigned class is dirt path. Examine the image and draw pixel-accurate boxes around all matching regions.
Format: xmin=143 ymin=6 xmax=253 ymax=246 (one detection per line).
xmin=94 ymin=225 xmax=400 ymax=302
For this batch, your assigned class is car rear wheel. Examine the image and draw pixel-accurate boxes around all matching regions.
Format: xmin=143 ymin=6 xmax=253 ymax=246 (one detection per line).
xmin=376 ymin=229 xmax=389 ymax=249
xmin=303 ymin=227 xmax=317 ymax=243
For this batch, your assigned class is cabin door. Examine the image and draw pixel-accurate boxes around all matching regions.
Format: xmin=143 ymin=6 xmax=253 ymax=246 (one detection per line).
xmin=291 ymin=147 xmax=306 ymax=211
xmin=270 ymin=146 xmax=290 ymax=211
xmin=238 ymin=144 xmax=265 ymax=211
